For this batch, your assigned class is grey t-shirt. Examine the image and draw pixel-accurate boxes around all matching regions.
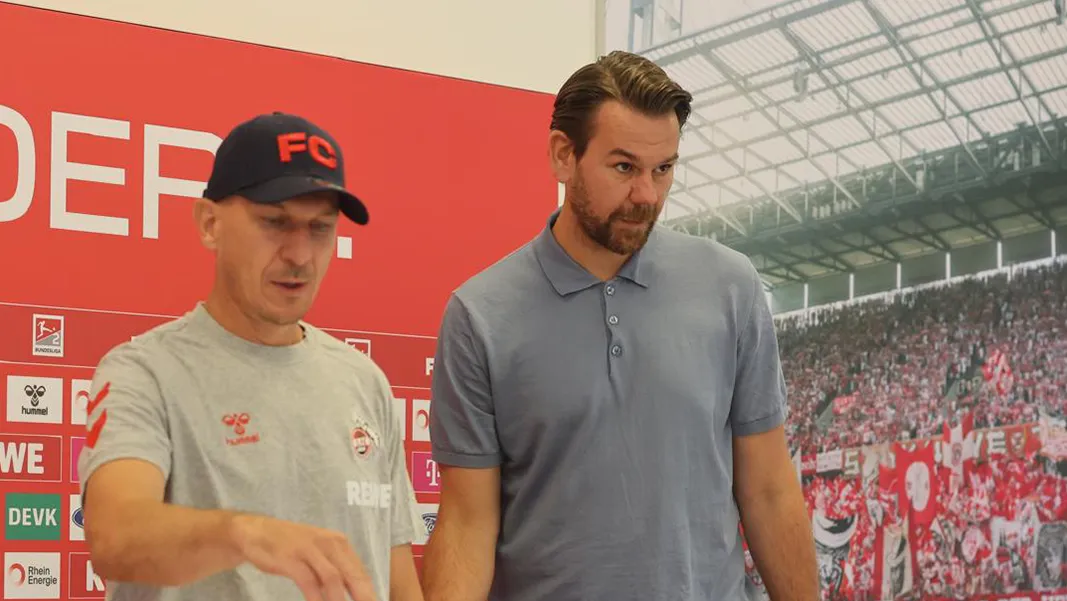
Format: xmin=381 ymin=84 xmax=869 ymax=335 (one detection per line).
xmin=78 ymin=303 xmax=424 ymax=601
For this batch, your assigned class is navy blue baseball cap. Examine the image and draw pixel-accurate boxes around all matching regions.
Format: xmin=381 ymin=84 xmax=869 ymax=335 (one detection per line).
xmin=203 ymin=112 xmax=369 ymax=225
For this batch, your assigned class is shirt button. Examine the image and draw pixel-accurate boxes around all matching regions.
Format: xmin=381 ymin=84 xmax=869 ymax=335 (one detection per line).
xmin=611 ymin=345 xmax=622 ymax=356
xmin=608 ymin=315 xmax=619 ymax=325
xmin=605 ymin=285 xmax=615 ymax=296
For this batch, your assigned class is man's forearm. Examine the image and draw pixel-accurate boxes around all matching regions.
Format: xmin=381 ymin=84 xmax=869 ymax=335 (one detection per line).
xmin=421 ymin=520 xmax=496 ymax=601
xmin=89 ymin=500 xmax=246 ymax=586
xmin=738 ymin=491 xmax=819 ymax=601
xmin=389 ymin=544 xmax=425 ymax=601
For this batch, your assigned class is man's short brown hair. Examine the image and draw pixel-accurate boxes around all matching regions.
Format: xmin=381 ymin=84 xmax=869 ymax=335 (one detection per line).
xmin=550 ymin=50 xmax=693 ymax=159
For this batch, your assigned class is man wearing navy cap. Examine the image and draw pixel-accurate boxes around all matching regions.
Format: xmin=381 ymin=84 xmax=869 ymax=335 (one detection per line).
xmin=78 ymin=112 xmax=425 ymax=601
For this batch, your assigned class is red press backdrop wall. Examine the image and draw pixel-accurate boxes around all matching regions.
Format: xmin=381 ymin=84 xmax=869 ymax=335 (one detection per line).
xmin=0 ymin=4 xmax=558 ymax=599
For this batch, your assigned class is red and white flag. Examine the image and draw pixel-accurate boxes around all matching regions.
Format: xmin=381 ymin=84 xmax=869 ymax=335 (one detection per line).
xmin=940 ymin=412 xmax=975 ymax=489
xmin=982 ymin=348 xmax=1013 ymax=395
xmin=894 ymin=442 xmax=939 ymax=527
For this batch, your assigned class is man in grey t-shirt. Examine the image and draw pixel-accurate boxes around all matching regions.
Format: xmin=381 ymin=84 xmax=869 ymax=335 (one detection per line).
xmin=77 ymin=112 xmax=424 ymax=601
xmin=420 ymin=52 xmax=818 ymax=601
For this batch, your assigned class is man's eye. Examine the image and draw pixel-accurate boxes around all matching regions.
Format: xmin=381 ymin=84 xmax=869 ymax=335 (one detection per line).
xmin=614 ymin=163 xmax=633 ymax=173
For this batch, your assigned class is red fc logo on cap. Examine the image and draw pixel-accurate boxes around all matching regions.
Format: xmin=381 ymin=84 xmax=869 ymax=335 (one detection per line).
xmin=277 ymin=132 xmax=338 ymax=169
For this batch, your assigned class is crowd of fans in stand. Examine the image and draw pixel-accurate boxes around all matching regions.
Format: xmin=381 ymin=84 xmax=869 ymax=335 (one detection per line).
xmin=790 ymin=450 xmax=1067 ymax=601
xmin=775 ymin=259 xmax=1067 ymax=457
xmin=742 ymin=259 xmax=1067 ymax=601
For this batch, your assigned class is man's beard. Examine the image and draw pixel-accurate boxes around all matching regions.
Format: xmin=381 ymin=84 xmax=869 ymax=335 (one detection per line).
xmin=570 ymin=175 xmax=659 ymax=255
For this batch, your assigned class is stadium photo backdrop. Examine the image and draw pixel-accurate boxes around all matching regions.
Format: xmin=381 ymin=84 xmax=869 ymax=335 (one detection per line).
xmin=767 ymin=267 xmax=1067 ymax=601
xmin=604 ymin=0 xmax=1067 ymax=599
xmin=0 ymin=4 xmax=558 ymax=599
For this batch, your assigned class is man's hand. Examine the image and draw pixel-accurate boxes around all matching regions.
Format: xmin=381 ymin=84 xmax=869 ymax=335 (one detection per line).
xmin=231 ymin=514 xmax=378 ymax=601
xmin=733 ymin=426 xmax=818 ymax=601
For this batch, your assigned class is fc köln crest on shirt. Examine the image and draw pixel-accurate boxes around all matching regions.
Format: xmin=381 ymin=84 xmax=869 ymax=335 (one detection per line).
xmin=350 ymin=414 xmax=380 ymax=460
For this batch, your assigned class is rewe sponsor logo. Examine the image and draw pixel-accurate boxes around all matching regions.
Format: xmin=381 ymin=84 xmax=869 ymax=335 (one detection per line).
xmin=345 ymin=481 xmax=392 ymax=509
xmin=0 ymin=435 xmax=61 ymax=482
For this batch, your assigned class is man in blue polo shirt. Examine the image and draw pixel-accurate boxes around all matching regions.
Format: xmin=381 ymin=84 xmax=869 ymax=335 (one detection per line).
xmin=420 ymin=51 xmax=818 ymax=601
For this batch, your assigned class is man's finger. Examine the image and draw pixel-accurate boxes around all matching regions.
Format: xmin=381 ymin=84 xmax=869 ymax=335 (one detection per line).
xmin=323 ymin=542 xmax=376 ymax=601
xmin=284 ymin=560 xmax=327 ymax=601
xmin=352 ymin=579 xmax=379 ymax=601
xmin=300 ymin=546 xmax=348 ymax=601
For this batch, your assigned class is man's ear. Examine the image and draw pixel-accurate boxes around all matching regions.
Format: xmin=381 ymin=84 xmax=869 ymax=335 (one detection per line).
xmin=192 ymin=197 xmax=221 ymax=250
xmin=548 ymin=130 xmax=578 ymax=185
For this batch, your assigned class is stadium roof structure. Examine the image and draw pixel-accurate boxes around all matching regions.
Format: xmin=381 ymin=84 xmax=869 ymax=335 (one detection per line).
xmin=643 ymin=0 xmax=1067 ymax=288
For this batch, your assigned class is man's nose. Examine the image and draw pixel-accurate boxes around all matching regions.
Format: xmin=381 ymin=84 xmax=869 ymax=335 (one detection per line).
xmin=630 ymin=172 xmax=658 ymax=205
xmin=278 ymin=228 xmax=315 ymax=267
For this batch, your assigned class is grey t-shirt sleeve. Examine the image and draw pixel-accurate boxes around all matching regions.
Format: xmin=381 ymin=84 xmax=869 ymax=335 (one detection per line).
xmin=78 ymin=343 xmax=172 ymax=498
xmin=730 ymin=262 xmax=789 ymax=437
xmin=428 ymin=294 xmax=501 ymax=468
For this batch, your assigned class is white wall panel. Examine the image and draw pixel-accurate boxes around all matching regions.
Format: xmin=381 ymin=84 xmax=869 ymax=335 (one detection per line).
xmin=6 ymin=0 xmax=598 ymax=94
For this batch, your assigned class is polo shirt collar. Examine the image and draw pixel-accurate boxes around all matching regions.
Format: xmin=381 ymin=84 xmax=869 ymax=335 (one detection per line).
xmin=533 ymin=209 xmax=654 ymax=296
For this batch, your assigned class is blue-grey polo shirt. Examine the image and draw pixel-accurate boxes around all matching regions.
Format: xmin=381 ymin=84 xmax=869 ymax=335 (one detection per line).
xmin=429 ymin=210 xmax=789 ymax=601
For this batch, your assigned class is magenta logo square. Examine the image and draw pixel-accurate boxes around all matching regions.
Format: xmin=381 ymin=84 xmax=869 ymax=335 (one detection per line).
xmin=410 ymin=451 xmax=440 ymax=493
xmin=71 ymin=437 xmax=86 ymax=482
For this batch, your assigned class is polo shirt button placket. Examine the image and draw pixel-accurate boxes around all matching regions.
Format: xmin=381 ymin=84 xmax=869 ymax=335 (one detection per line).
xmin=605 ymin=281 xmax=622 ymax=361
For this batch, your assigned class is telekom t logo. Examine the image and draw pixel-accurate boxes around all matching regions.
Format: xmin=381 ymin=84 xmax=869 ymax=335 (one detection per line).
xmin=410 ymin=452 xmax=440 ymax=493
xmin=276 ymin=132 xmax=337 ymax=169
xmin=423 ymin=459 xmax=439 ymax=487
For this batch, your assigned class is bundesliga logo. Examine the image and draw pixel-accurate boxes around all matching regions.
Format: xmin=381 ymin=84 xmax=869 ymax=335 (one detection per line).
xmin=32 ymin=315 xmax=64 ymax=357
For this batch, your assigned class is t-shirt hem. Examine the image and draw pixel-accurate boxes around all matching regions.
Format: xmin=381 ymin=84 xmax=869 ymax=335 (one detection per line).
xmin=431 ymin=449 xmax=501 ymax=468
xmin=80 ymin=451 xmax=171 ymax=497
xmin=732 ymin=407 xmax=785 ymax=437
